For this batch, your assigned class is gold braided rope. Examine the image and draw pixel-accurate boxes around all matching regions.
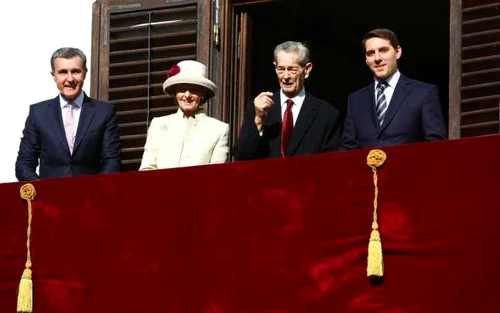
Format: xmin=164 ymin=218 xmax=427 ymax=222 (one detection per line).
xmin=18 ymin=183 xmax=36 ymax=313
xmin=366 ymin=149 xmax=386 ymax=277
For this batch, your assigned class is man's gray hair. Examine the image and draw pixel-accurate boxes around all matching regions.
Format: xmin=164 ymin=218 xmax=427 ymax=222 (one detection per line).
xmin=273 ymin=41 xmax=310 ymax=66
xmin=50 ymin=47 xmax=88 ymax=72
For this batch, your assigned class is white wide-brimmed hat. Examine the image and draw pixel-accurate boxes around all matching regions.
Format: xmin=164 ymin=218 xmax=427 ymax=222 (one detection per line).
xmin=163 ymin=60 xmax=217 ymax=99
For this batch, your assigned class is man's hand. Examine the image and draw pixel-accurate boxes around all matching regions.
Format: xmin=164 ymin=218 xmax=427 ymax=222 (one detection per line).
xmin=254 ymin=91 xmax=274 ymax=132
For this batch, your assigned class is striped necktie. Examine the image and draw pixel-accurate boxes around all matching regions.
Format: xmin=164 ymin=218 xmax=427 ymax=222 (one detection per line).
xmin=376 ymin=81 xmax=388 ymax=126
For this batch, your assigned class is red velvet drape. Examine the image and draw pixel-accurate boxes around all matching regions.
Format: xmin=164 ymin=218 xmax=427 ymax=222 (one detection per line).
xmin=1 ymin=135 xmax=499 ymax=312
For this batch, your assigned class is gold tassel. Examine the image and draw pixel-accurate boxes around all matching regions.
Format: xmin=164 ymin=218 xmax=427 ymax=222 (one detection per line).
xmin=367 ymin=223 xmax=383 ymax=277
xmin=366 ymin=149 xmax=386 ymax=278
xmin=17 ymin=268 xmax=33 ymax=313
xmin=18 ymin=183 xmax=36 ymax=313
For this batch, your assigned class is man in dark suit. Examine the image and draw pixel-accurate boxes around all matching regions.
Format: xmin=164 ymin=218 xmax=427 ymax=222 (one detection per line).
xmin=341 ymin=28 xmax=446 ymax=150
xmin=237 ymin=41 xmax=340 ymax=160
xmin=15 ymin=47 xmax=121 ymax=181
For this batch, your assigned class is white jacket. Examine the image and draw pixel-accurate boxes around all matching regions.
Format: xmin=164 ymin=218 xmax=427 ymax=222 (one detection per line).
xmin=139 ymin=109 xmax=229 ymax=170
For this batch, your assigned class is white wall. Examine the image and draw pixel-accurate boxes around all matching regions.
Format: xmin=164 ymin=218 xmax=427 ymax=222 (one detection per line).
xmin=0 ymin=0 xmax=95 ymax=183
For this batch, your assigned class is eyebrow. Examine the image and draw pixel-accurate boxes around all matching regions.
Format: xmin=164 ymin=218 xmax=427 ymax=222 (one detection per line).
xmin=57 ymin=68 xmax=83 ymax=73
xmin=276 ymin=66 xmax=300 ymax=70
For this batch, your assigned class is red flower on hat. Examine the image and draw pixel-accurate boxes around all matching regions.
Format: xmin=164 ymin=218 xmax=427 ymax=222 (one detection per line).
xmin=167 ymin=64 xmax=181 ymax=78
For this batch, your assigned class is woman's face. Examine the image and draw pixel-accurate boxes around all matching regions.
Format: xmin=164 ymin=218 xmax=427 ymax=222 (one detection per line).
xmin=174 ymin=84 xmax=207 ymax=116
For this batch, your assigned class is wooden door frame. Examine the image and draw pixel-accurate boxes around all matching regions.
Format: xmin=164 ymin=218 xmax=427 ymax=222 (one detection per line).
xmin=449 ymin=0 xmax=462 ymax=139
xmin=216 ymin=0 xmax=273 ymax=121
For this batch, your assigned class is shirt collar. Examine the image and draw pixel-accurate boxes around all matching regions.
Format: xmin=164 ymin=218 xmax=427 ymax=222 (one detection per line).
xmin=280 ymin=88 xmax=306 ymax=107
xmin=374 ymin=69 xmax=400 ymax=89
xmin=59 ymin=92 xmax=84 ymax=109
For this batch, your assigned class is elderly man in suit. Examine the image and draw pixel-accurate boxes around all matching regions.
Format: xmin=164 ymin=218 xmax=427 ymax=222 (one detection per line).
xmin=15 ymin=47 xmax=121 ymax=181
xmin=139 ymin=60 xmax=229 ymax=170
xmin=340 ymin=28 xmax=447 ymax=150
xmin=237 ymin=41 xmax=341 ymax=160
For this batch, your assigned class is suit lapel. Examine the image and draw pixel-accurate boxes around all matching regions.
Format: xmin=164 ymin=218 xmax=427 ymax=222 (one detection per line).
xmin=380 ymin=74 xmax=411 ymax=134
xmin=287 ymin=94 xmax=317 ymax=155
xmin=366 ymin=83 xmax=380 ymax=129
xmin=48 ymin=96 xmax=72 ymax=154
xmin=73 ymin=95 xmax=96 ymax=153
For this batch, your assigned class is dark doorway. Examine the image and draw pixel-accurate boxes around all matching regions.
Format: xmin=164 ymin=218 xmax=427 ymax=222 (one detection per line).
xmin=237 ymin=0 xmax=450 ymax=126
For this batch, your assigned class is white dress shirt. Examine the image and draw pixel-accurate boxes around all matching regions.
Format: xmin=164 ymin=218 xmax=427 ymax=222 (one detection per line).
xmin=59 ymin=92 xmax=84 ymax=128
xmin=280 ymin=88 xmax=306 ymax=126
xmin=374 ymin=70 xmax=401 ymax=108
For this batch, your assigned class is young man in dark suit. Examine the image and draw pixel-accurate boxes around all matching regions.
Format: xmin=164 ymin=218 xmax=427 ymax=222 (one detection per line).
xmin=237 ymin=41 xmax=340 ymax=160
xmin=15 ymin=47 xmax=121 ymax=181
xmin=341 ymin=28 xmax=447 ymax=150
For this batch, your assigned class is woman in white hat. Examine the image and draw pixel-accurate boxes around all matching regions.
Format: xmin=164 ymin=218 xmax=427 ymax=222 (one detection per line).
xmin=139 ymin=60 xmax=229 ymax=170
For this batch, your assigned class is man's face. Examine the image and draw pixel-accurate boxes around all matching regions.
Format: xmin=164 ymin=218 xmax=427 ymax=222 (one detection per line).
xmin=364 ymin=37 xmax=401 ymax=80
xmin=274 ymin=51 xmax=312 ymax=98
xmin=52 ymin=56 xmax=86 ymax=101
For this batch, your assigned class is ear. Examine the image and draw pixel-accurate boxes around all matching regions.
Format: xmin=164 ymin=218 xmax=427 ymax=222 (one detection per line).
xmin=51 ymin=71 xmax=56 ymax=82
xmin=396 ymin=45 xmax=402 ymax=60
xmin=304 ymin=62 xmax=313 ymax=79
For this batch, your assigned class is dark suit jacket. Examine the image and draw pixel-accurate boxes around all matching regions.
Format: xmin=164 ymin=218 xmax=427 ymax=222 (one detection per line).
xmin=237 ymin=91 xmax=340 ymax=160
xmin=15 ymin=94 xmax=121 ymax=181
xmin=340 ymin=74 xmax=447 ymax=150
